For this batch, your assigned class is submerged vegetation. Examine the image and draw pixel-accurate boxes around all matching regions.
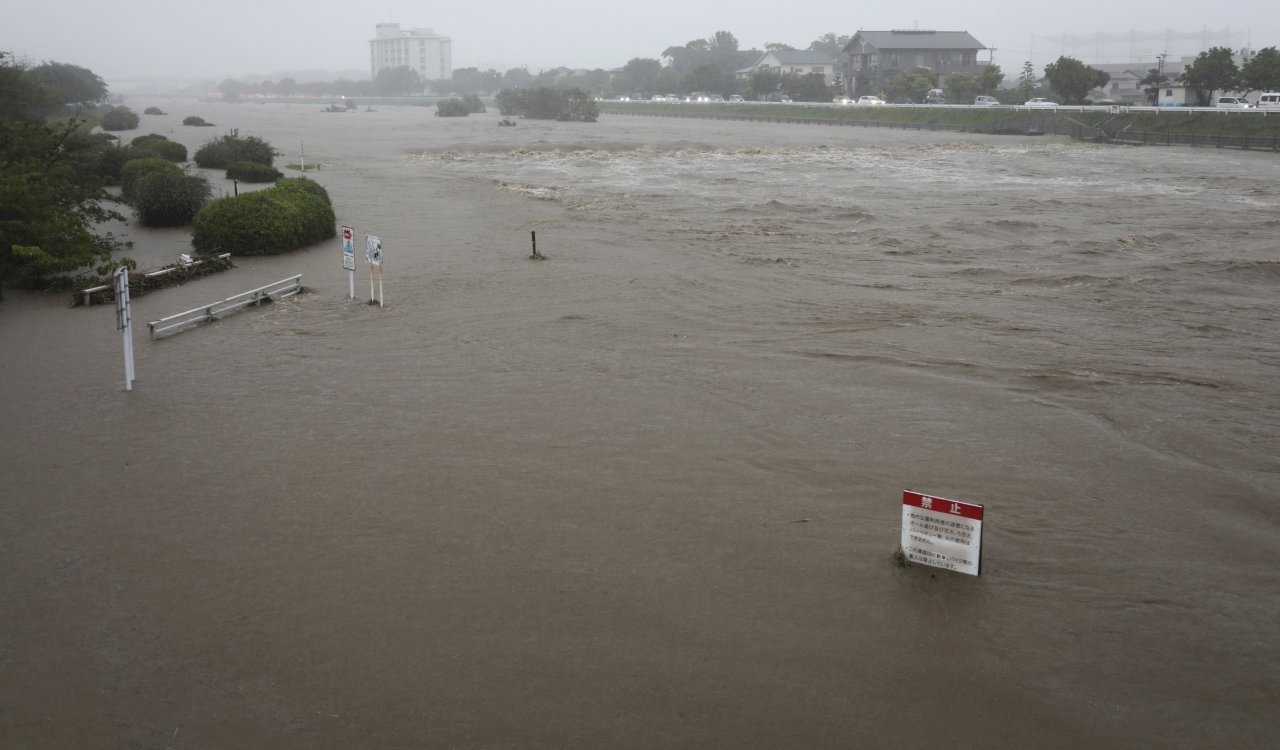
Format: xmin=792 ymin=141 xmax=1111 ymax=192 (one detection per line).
xmin=496 ymin=87 xmax=598 ymax=122
xmin=193 ymin=134 xmax=275 ymax=169
xmin=191 ymin=177 xmax=335 ymax=256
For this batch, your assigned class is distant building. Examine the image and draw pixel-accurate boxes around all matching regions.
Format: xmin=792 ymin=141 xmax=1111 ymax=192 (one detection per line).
xmin=737 ymin=50 xmax=840 ymax=85
xmin=370 ymin=23 xmax=452 ymax=82
xmin=842 ymin=29 xmax=986 ymax=96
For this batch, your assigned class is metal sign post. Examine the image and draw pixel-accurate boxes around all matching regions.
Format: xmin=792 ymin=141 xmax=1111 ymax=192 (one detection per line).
xmin=366 ymin=234 xmax=384 ymax=307
xmin=341 ymin=225 xmax=355 ymax=299
xmin=113 ymin=267 xmax=136 ymax=391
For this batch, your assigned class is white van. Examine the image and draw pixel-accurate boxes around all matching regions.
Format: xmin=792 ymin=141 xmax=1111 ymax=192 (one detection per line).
xmin=1214 ymin=96 xmax=1252 ymax=109
xmin=1257 ymin=92 xmax=1280 ymax=111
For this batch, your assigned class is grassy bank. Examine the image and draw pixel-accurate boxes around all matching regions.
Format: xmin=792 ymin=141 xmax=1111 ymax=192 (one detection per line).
xmin=599 ymin=101 xmax=1280 ymax=140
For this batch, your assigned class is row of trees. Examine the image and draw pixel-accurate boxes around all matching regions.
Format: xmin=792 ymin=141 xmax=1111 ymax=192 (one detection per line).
xmin=1176 ymin=46 xmax=1280 ymax=105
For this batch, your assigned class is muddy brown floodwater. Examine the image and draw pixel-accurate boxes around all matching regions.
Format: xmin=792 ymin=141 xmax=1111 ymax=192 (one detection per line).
xmin=1 ymin=100 xmax=1277 ymax=749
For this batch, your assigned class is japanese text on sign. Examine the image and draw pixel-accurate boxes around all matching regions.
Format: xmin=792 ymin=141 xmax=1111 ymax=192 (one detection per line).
xmin=900 ymin=490 xmax=984 ymax=576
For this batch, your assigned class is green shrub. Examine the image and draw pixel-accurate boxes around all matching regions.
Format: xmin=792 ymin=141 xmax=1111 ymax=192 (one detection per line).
xmin=225 ymin=161 xmax=283 ymax=182
xmin=143 ymin=106 xmax=166 ymax=115
xmin=100 ymin=106 xmax=140 ymax=131
xmin=193 ymin=134 xmax=274 ymax=168
xmin=131 ymin=134 xmax=187 ymax=161
xmin=436 ymin=98 xmax=471 ymax=117
xmin=495 ymin=87 xmax=597 ymax=121
xmin=183 ymin=115 xmax=214 ymax=126
xmin=191 ymin=179 xmax=335 ymax=255
xmin=120 ymin=157 xmax=181 ymax=200
xmin=88 ymin=142 xmax=144 ymax=183
xmin=278 ymin=176 xmax=331 ymax=206
xmin=131 ymin=171 xmax=211 ymax=227
xmin=436 ymin=95 xmax=485 ymax=117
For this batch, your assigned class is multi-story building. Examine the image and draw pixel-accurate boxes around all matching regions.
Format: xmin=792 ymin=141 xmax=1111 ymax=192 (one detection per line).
xmin=842 ymin=29 xmax=986 ymax=96
xmin=369 ymin=23 xmax=452 ymax=82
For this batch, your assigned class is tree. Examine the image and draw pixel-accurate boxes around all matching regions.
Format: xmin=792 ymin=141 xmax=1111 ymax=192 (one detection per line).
xmin=0 ymin=118 xmax=127 ymax=293
xmin=1043 ymin=56 xmax=1109 ymax=104
xmin=1139 ymin=67 xmax=1170 ymax=105
xmin=746 ymin=68 xmax=782 ymax=100
xmin=194 ymin=135 xmax=274 ymax=169
xmin=1240 ymin=47 xmax=1280 ymax=94
xmin=808 ymin=33 xmax=851 ymax=59
xmin=0 ymin=53 xmax=51 ymax=121
xmin=130 ymin=171 xmax=211 ymax=227
xmin=99 ymin=106 xmax=139 ymax=131
xmin=1018 ymin=61 xmax=1037 ymax=101
xmin=782 ymin=72 xmax=833 ymax=102
xmin=886 ymin=71 xmax=934 ymax=103
xmin=26 ymin=62 xmax=108 ymax=110
xmin=689 ymin=63 xmax=728 ymax=94
xmin=977 ymin=64 xmax=1004 ymax=95
xmin=765 ymin=43 xmax=798 ymax=53
xmin=502 ymin=67 xmax=534 ymax=89
xmin=613 ymin=58 xmax=663 ymax=95
xmin=1180 ymin=47 xmax=1239 ymax=105
xmin=942 ymin=72 xmax=981 ymax=103
xmin=374 ymin=66 xmax=421 ymax=96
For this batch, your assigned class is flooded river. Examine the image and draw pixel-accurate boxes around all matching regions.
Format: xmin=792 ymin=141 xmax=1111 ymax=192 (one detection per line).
xmin=1 ymin=100 xmax=1277 ymax=748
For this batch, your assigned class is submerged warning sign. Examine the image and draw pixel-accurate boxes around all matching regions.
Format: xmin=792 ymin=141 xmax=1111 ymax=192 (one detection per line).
xmin=901 ymin=490 xmax=984 ymax=576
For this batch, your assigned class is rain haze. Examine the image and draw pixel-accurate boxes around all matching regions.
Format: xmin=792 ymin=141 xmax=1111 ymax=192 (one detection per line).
xmin=3 ymin=0 xmax=1280 ymax=82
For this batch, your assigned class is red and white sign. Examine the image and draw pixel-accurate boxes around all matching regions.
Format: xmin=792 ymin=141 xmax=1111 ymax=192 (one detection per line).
xmin=901 ymin=490 xmax=984 ymax=576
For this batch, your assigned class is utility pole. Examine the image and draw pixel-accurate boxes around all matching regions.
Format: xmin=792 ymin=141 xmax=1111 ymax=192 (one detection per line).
xmin=1155 ymin=52 xmax=1167 ymax=106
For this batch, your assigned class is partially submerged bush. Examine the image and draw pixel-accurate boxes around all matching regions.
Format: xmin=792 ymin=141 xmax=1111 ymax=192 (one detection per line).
xmin=120 ymin=157 xmax=181 ymax=200
xmin=278 ymin=176 xmax=331 ymax=206
xmin=191 ymin=178 xmax=335 ymax=255
xmin=193 ymin=134 xmax=274 ymax=168
xmin=436 ymin=95 xmax=486 ymax=117
xmin=495 ymin=87 xmax=597 ymax=122
xmin=225 ymin=161 xmax=282 ymax=182
xmin=131 ymin=171 xmax=211 ymax=227
xmin=183 ymin=115 xmax=214 ymax=126
xmin=143 ymin=106 xmax=166 ymax=115
xmin=100 ymin=106 xmax=140 ymax=131
xmin=131 ymin=133 xmax=187 ymax=161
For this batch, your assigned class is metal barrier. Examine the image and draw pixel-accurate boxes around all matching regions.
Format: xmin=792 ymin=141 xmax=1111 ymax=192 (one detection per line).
xmin=148 ymin=274 xmax=303 ymax=339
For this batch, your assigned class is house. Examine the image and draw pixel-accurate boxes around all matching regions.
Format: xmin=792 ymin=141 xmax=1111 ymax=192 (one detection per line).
xmin=369 ymin=23 xmax=452 ymax=82
xmin=737 ymin=50 xmax=839 ymax=85
xmin=1086 ymin=60 xmax=1189 ymax=103
xmin=841 ymin=29 xmax=985 ymax=96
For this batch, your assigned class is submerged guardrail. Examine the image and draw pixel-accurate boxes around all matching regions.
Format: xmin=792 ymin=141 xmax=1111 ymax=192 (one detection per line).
xmin=147 ymin=274 xmax=303 ymax=339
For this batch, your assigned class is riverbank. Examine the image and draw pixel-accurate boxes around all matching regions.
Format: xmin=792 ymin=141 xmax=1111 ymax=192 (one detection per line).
xmin=599 ymin=101 xmax=1280 ymax=146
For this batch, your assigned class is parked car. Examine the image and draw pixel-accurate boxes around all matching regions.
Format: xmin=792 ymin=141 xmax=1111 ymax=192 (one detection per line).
xmin=833 ymin=96 xmax=853 ymax=105
xmin=1214 ymin=96 xmax=1253 ymax=109
xmin=1024 ymin=98 xmax=1057 ymax=107
xmin=974 ymin=95 xmax=1000 ymax=106
xmin=706 ymin=94 xmax=725 ymax=102
xmin=728 ymin=94 xmax=745 ymax=102
xmin=856 ymin=96 xmax=886 ymax=106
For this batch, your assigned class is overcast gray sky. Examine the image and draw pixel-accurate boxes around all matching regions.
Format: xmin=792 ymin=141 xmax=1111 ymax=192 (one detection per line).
xmin=3 ymin=0 xmax=1275 ymax=82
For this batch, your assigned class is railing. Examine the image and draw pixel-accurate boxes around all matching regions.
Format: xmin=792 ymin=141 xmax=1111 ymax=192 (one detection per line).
xmin=147 ymin=274 xmax=303 ymax=339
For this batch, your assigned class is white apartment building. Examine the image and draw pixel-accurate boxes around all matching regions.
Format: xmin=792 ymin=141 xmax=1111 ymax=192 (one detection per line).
xmin=369 ymin=23 xmax=452 ymax=81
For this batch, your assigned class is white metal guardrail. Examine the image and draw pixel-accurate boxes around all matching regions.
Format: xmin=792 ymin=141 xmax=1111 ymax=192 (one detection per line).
xmin=147 ymin=274 xmax=303 ymax=339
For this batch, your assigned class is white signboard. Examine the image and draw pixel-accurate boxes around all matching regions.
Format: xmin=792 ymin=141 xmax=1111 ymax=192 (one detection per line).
xmin=341 ymin=225 xmax=355 ymax=270
xmin=901 ymin=490 xmax=984 ymax=576
xmin=366 ymin=234 xmax=383 ymax=267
